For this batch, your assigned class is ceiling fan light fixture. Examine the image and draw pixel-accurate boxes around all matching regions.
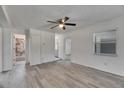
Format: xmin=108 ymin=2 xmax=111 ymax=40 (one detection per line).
xmin=59 ymin=24 xmax=64 ymax=28
xmin=47 ymin=16 xmax=76 ymax=30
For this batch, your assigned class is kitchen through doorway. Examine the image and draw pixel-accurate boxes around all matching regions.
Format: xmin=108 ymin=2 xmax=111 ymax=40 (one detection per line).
xmin=13 ymin=34 xmax=26 ymax=63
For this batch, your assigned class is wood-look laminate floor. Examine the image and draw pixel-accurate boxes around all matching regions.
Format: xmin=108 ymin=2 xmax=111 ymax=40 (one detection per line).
xmin=0 ymin=60 xmax=124 ymax=88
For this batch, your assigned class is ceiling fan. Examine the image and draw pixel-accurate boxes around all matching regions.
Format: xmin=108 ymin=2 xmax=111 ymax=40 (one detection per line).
xmin=47 ymin=16 xmax=76 ymax=30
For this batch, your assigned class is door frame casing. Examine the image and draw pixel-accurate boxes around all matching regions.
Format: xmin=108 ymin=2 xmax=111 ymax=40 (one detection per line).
xmin=0 ymin=28 xmax=2 ymax=72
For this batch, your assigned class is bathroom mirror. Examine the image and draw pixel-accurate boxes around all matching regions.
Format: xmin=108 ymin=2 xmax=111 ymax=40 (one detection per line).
xmin=93 ymin=30 xmax=117 ymax=56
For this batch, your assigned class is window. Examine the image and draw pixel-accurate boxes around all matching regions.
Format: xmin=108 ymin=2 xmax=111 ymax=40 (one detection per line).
xmin=94 ymin=30 xmax=117 ymax=56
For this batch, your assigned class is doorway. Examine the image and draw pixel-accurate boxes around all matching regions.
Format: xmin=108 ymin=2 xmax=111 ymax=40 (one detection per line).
xmin=13 ymin=34 xmax=26 ymax=64
xmin=65 ymin=38 xmax=71 ymax=61
xmin=55 ymin=34 xmax=59 ymax=58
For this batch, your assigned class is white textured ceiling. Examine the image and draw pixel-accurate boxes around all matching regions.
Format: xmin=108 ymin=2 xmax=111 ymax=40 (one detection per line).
xmin=0 ymin=6 xmax=9 ymax=27
xmin=1 ymin=5 xmax=124 ymax=33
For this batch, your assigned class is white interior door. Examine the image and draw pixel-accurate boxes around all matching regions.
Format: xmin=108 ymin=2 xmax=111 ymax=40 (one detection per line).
xmin=30 ymin=35 xmax=40 ymax=65
xmin=0 ymin=28 xmax=2 ymax=72
xmin=65 ymin=38 xmax=71 ymax=55
xmin=65 ymin=38 xmax=71 ymax=60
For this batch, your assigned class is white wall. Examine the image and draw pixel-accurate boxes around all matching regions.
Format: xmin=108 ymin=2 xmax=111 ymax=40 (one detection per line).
xmin=0 ymin=28 xmax=25 ymax=71
xmin=29 ymin=29 xmax=56 ymax=65
xmin=11 ymin=28 xmax=25 ymax=35
xmin=68 ymin=16 xmax=124 ymax=76
xmin=2 ymin=28 xmax=13 ymax=71
xmin=30 ymin=29 xmax=41 ymax=65
xmin=40 ymin=31 xmax=55 ymax=62
xmin=0 ymin=28 xmax=2 ymax=72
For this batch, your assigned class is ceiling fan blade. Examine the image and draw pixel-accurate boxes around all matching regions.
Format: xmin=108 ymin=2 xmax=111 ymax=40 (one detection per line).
xmin=47 ymin=21 xmax=57 ymax=23
xmin=50 ymin=25 xmax=58 ymax=29
xmin=64 ymin=23 xmax=76 ymax=26
xmin=63 ymin=17 xmax=69 ymax=22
